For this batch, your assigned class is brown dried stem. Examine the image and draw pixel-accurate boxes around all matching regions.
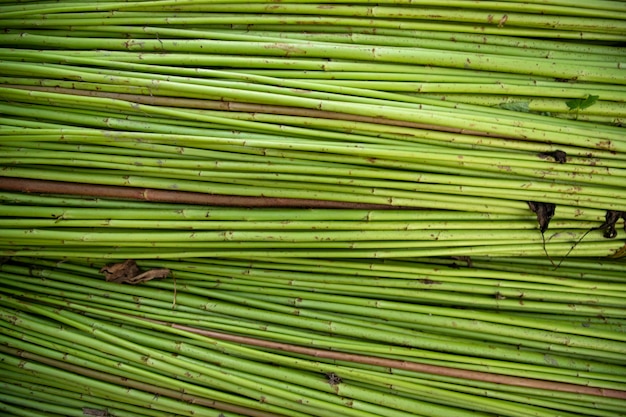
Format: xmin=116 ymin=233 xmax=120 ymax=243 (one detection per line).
xmin=5 ymin=84 xmax=502 ymax=137
xmin=160 ymin=320 xmax=626 ymax=400
xmin=0 ymin=178 xmax=395 ymax=209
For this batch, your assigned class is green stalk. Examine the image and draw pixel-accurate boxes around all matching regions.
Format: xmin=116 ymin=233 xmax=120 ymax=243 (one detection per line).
xmin=0 ymin=388 xmax=135 ymax=417
xmin=188 ymin=287 xmax=626 ymax=354
xmin=204 ymin=29 xmax=625 ymax=64
xmin=2 ymin=0 xmax=626 ymax=15
xmin=3 ymin=263 xmax=624 ymax=372
xmin=0 ymin=296 xmax=604 ymax=415
xmin=4 ymin=50 xmax=626 ymax=141
xmin=1 ymin=271 xmax=601 ymax=369
xmin=217 ymin=26 xmax=626 ymax=57
xmin=175 ymin=274 xmax=626 ymax=311
xmin=0 ymin=165 xmax=532 ymax=213
xmin=204 ymin=257 xmax=625 ymax=289
xmin=6 ymin=49 xmax=620 ymax=146
xmin=86 ymin=316 xmax=624 ymax=412
xmin=3 ymin=259 xmax=625 ymax=384
xmin=4 ymin=146 xmax=625 ymax=199
xmin=2 ymin=78 xmax=623 ymax=154
xmin=7 ymin=137 xmax=626 ymax=186
xmin=1 ymin=379 xmax=178 ymax=417
xmin=0 ymin=191 xmax=193 ymax=210
xmin=1 ymin=240 xmax=623 ymax=258
xmin=0 ymin=217 xmax=599 ymax=232
xmin=0 ymin=352 xmax=254 ymax=417
xmin=0 ymin=399 xmax=65 ymax=417
xmin=0 ymin=332 xmax=308 ymax=417
xmin=3 ymin=102 xmax=623 ymax=162
xmin=0 ymin=300 xmax=440 ymax=416
xmin=0 ymin=227 xmax=605 ymax=244
xmin=2 ymin=33 xmax=625 ymax=84
xmin=1 ymin=13 xmax=624 ymax=41
xmin=0 ymin=306 xmax=368 ymax=417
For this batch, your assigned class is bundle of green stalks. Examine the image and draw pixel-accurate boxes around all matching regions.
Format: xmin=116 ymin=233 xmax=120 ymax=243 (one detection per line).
xmin=0 ymin=0 xmax=625 ymax=416
xmin=0 ymin=191 xmax=625 ymax=259
xmin=1 ymin=256 xmax=625 ymax=417
xmin=1 ymin=0 xmax=626 ymax=217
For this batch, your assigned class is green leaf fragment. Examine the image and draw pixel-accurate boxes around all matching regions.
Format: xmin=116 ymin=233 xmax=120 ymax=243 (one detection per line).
xmin=497 ymin=102 xmax=551 ymax=117
xmin=498 ymin=102 xmax=531 ymax=113
xmin=566 ymin=94 xmax=599 ymax=111
xmin=579 ymin=94 xmax=599 ymax=110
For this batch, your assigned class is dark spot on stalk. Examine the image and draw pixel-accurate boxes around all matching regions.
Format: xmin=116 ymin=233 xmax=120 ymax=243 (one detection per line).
xmin=452 ymin=256 xmax=472 ymax=267
xmin=538 ymin=150 xmax=566 ymax=163
xmin=326 ymin=372 xmax=342 ymax=386
xmin=82 ymin=408 xmax=109 ymax=417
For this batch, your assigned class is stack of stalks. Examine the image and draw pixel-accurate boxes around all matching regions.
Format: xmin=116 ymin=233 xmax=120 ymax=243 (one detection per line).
xmin=0 ymin=1 xmax=625 ymax=416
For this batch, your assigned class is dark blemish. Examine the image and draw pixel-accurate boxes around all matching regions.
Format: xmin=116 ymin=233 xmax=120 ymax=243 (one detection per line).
xmin=451 ymin=256 xmax=473 ymax=267
xmin=538 ymin=150 xmax=567 ymax=164
xmin=326 ymin=372 xmax=342 ymax=386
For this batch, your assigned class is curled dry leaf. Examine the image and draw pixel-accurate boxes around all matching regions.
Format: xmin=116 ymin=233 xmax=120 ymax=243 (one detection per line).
xmin=528 ymin=201 xmax=556 ymax=234
xmin=100 ymin=259 xmax=170 ymax=284
xmin=598 ymin=210 xmax=626 ymax=239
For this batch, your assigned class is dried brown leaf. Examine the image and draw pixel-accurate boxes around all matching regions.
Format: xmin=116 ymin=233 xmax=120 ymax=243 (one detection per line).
xmin=100 ymin=259 xmax=169 ymax=284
